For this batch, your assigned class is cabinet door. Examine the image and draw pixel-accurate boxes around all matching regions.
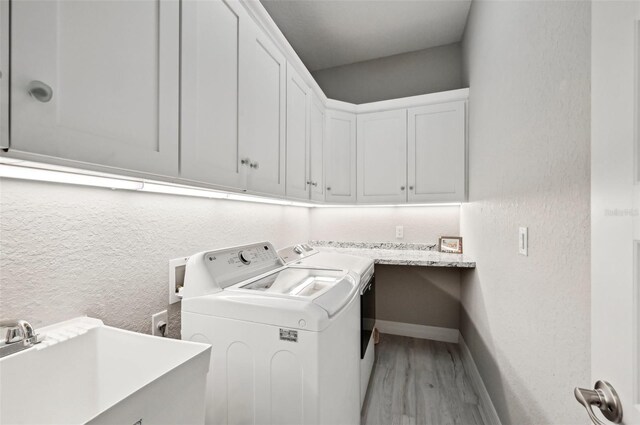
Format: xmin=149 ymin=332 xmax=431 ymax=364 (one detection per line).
xmin=11 ymin=0 xmax=180 ymax=176
xmin=181 ymin=0 xmax=250 ymax=189
xmin=408 ymin=101 xmax=466 ymax=202
xmin=285 ymin=63 xmax=310 ymax=200
xmin=325 ymin=109 xmax=356 ymax=203
xmin=357 ymin=109 xmax=407 ymax=203
xmin=0 ymin=0 xmax=8 ymax=149
xmin=242 ymin=22 xmax=286 ymax=196
xmin=309 ymin=98 xmax=325 ymax=202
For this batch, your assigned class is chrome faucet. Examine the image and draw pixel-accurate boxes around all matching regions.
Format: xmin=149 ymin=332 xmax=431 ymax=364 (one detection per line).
xmin=0 ymin=319 xmax=42 ymax=358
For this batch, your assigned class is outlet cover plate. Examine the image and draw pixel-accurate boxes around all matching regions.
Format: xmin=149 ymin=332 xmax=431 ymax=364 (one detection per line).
xmin=152 ymin=310 xmax=167 ymax=337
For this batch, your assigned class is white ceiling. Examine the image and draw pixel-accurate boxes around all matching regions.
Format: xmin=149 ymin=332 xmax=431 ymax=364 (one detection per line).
xmin=260 ymin=0 xmax=472 ymax=72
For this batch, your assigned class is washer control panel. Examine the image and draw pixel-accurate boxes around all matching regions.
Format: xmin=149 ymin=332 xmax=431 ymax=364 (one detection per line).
xmin=277 ymin=244 xmax=319 ymax=264
xmin=203 ymin=242 xmax=282 ymax=289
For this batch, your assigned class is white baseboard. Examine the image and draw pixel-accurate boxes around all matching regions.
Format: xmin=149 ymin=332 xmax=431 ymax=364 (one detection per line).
xmin=458 ymin=335 xmax=502 ymax=425
xmin=375 ymin=320 xmax=460 ymax=343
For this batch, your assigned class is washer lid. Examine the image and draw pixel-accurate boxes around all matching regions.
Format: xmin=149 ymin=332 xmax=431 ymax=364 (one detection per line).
xmin=227 ymin=266 xmax=358 ymax=317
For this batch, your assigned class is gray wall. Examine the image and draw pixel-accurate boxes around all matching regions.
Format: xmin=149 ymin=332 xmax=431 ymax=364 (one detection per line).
xmin=376 ymin=265 xmax=460 ymax=329
xmin=459 ymin=1 xmax=591 ymax=424
xmin=312 ymin=43 xmax=463 ymax=104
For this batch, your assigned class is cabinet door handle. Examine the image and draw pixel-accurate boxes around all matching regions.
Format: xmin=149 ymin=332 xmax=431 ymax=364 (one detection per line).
xmin=312 ymin=182 xmax=318 ymax=187
xmin=27 ymin=80 xmax=53 ymax=103
xmin=401 ymin=186 xmax=405 ymax=191
xmin=240 ymin=158 xmax=250 ymax=166
xmin=409 ymin=185 xmax=414 ymax=190
xmin=306 ymin=180 xmax=311 ymax=185
xmin=326 ymin=187 xmax=331 ymax=191
xmin=250 ymin=162 xmax=259 ymax=169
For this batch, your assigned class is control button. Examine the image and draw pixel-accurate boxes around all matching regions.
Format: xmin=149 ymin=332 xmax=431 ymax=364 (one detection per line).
xmin=293 ymin=245 xmax=303 ymax=254
xmin=298 ymin=319 xmax=306 ymax=328
xmin=238 ymin=251 xmax=251 ymax=265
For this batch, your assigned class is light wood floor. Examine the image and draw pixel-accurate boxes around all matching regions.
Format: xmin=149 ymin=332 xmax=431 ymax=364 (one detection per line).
xmin=361 ymin=334 xmax=485 ymax=425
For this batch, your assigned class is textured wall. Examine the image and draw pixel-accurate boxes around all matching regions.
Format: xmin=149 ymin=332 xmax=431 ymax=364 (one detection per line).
xmin=310 ymin=205 xmax=460 ymax=244
xmin=311 ymin=43 xmax=463 ymax=104
xmin=0 ymin=179 xmax=310 ymax=338
xmin=460 ymin=1 xmax=591 ymax=424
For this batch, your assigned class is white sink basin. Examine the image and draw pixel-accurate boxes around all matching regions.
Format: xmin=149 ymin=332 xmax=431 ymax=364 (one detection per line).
xmin=0 ymin=317 xmax=211 ymax=425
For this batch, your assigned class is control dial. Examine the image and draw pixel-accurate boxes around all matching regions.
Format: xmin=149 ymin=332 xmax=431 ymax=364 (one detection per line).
xmin=238 ymin=251 xmax=251 ymax=265
xmin=293 ymin=245 xmax=304 ymax=254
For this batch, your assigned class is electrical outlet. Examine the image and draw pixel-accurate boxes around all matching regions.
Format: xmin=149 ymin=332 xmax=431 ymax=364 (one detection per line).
xmin=396 ymin=225 xmax=404 ymax=239
xmin=519 ymin=227 xmax=528 ymax=256
xmin=152 ymin=310 xmax=168 ymax=337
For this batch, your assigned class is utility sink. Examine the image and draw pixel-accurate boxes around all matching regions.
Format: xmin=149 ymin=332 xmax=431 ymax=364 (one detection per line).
xmin=0 ymin=317 xmax=211 ymax=425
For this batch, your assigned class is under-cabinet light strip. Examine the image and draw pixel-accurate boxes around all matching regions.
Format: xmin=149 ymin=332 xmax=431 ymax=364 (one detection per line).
xmin=0 ymin=162 xmax=314 ymax=207
xmin=0 ymin=161 xmax=460 ymax=208
xmin=0 ymin=163 xmax=145 ymax=191
xmin=312 ymin=202 xmax=461 ymax=208
xmin=139 ymin=182 xmax=229 ymax=200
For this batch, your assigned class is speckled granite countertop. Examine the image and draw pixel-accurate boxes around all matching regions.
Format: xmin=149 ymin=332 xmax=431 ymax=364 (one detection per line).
xmin=308 ymin=241 xmax=476 ymax=268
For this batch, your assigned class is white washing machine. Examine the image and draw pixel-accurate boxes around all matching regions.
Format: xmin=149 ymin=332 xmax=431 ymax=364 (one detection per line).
xmin=181 ymin=242 xmax=361 ymax=425
xmin=277 ymin=244 xmax=376 ymax=408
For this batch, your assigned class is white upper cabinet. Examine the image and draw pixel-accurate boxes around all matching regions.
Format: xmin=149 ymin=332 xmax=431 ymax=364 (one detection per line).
xmin=0 ymin=0 xmax=8 ymax=150
xmin=181 ymin=0 xmax=250 ymax=189
xmin=10 ymin=0 xmax=180 ymax=176
xmin=3 ymin=0 xmax=467 ymax=205
xmin=325 ymin=109 xmax=357 ymax=203
xmin=242 ymin=20 xmax=286 ymax=196
xmin=357 ymin=110 xmax=407 ymax=203
xmin=309 ymin=98 xmax=325 ymax=202
xmin=285 ymin=63 xmax=310 ymax=200
xmin=408 ymin=101 xmax=466 ymax=202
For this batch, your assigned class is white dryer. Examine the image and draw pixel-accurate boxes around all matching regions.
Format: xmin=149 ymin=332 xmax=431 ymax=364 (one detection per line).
xmin=277 ymin=244 xmax=376 ymax=407
xmin=181 ymin=242 xmax=361 ymax=425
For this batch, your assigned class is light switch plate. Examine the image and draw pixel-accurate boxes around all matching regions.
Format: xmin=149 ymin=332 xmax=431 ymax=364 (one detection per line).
xmin=396 ymin=225 xmax=404 ymax=239
xmin=519 ymin=227 xmax=528 ymax=256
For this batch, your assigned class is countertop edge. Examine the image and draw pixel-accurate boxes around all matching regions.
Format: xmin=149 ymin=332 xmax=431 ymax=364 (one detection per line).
xmin=308 ymin=242 xmax=476 ymax=269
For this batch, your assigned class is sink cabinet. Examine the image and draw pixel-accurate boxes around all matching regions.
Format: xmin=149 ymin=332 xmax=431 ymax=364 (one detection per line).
xmin=0 ymin=317 xmax=211 ymax=425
